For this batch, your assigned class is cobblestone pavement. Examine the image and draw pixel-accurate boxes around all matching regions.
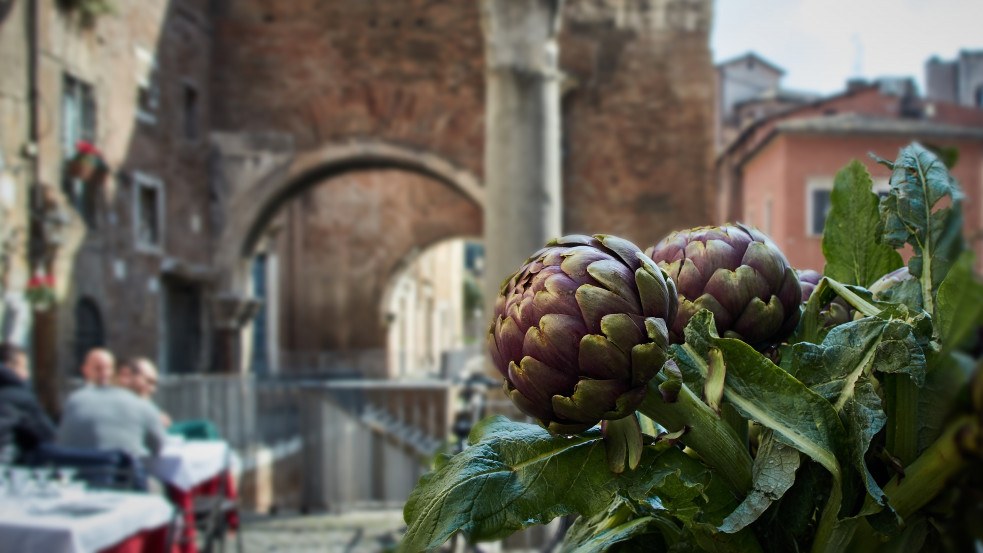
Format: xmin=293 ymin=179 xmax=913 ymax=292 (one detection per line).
xmin=238 ymin=510 xmax=406 ymax=553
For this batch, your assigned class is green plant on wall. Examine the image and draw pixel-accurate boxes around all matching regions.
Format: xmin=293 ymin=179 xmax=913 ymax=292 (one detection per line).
xmin=56 ymin=0 xmax=113 ymax=26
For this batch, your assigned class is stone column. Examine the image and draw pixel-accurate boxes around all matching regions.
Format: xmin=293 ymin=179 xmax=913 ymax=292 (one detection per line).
xmin=481 ymin=0 xmax=564 ymax=315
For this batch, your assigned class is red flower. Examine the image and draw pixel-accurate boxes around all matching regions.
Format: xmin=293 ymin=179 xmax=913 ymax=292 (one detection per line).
xmin=27 ymin=273 xmax=55 ymax=290
xmin=75 ymin=141 xmax=100 ymax=156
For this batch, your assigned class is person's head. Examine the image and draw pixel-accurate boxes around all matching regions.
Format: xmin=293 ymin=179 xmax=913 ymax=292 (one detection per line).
xmin=118 ymin=357 xmax=157 ymax=398
xmin=80 ymin=348 xmax=115 ymax=386
xmin=131 ymin=357 xmax=159 ymax=398
xmin=0 ymin=342 xmax=28 ymax=381
xmin=115 ymin=358 xmax=139 ymax=390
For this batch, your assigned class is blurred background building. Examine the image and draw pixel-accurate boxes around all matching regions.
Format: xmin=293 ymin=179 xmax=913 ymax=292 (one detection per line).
xmin=0 ymin=0 xmax=716 ymax=397
xmin=715 ymin=51 xmax=983 ymax=273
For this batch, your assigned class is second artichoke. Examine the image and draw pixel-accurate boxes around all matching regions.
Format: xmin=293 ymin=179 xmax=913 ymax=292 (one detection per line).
xmin=646 ymin=223 xmax=800 ymax=350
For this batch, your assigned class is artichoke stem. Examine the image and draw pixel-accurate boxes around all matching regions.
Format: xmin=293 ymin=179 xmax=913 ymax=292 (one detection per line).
xmin=882 ymin=415 xmax=980 ymax=520
xmin=638 ymin=380 xmax=753 ymax=495
xmin=885 ymin=374 xmax=919 ymax=467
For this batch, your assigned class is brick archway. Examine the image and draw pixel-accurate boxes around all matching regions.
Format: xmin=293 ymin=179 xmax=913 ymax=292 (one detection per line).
xmin=214 ymin=139 xmax=484 ymax=296
xmin=209 ymin=139 xmax=484 ymax=374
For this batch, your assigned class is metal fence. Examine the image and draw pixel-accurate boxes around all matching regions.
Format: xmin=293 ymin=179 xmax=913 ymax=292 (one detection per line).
xmin=154 ymin=374 xmax=457 ymax=513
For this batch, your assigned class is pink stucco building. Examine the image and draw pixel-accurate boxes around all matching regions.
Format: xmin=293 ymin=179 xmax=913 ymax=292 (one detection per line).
xmin=718 ymin=82 xmax=983 ymax=273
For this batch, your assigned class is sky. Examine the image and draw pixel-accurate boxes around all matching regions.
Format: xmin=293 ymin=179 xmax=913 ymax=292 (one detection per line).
xmin=711 ymin=0 xmax=983 ymax=96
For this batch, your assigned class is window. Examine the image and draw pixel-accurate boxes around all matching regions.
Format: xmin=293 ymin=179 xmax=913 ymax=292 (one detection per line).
xmin=250 ymin=254 xmax=269 ymax=375
xmin=62 ymin=74 xmax=96 ymax=158
xmin=135 ymin=46 xmax=159 ymax=124
xmin=807 ymin=176 xmax=889 ymax=236
xmin=182 ymin=83 xmax=198 ymax=141
xmin=75 ymin=297 xmax=105 ymax=369
xmin=162 ymin=276 xmax=202 ymax=374
xmin=61 ymin=74 xmax=98 ymax=226
xmin=133 ymin=171 xmax=164 ymax=252
xmin=762 ymin=197 xmax=773 ymax=236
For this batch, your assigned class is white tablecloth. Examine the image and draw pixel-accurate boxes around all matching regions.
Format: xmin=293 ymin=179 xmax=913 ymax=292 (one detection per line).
xmin=0 ymin=490 xmax=173 ymax=553
xmin=148 ymin=440 xmax=232 ymax=492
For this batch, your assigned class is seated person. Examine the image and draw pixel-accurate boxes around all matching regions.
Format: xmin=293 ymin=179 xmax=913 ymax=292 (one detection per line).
xmin=0 ymin=343 xmax=56 ymax=463
xmin=57 ymin=348 xmax=165 ymax=457
xmin=118 ymin=357 xmax=172 ymax=428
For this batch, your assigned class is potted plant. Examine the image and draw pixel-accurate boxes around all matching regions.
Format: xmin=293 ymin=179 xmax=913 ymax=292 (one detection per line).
xmin=66 ymin=141 xmax=108 ymax=185
xmin=25 ymin=272 xmax=55 ymax=311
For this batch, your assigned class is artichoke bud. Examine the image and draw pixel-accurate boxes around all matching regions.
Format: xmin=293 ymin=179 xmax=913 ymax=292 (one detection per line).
xmin=488 ymin=235 xmax=679 ymax=435
xmin=868 ymin=267 xmax=914 ymax=300
xmin=797 ymin=268 xmax=856 ymax=327
xmin=647 ymin=223 xmax=801 ymax=351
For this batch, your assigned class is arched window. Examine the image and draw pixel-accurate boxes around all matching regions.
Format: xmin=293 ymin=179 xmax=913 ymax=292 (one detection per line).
xmin=75 ymin=297 xmax=105 ymax=368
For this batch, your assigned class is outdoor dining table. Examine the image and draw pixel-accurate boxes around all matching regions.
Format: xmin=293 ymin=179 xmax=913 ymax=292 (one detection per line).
xmin=147 ymin=438 xmax=240 ymax=553
xmin=0 ymin=488 xmax=174 ymax=553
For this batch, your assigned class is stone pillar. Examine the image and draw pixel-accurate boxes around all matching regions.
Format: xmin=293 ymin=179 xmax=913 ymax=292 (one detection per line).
xmin=481 ymin=0 xmax=564 ymax=315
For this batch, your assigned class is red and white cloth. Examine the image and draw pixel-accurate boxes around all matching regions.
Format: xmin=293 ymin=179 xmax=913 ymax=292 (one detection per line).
xmin=149 ymin=439 xmax=240 ymax=553
xmin=0 ymin=490 xmax=174 ymax=553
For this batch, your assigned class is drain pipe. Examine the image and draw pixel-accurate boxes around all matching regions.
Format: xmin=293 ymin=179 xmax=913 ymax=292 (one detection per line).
xmin=26 ymin=0 xmax=61 ymax=417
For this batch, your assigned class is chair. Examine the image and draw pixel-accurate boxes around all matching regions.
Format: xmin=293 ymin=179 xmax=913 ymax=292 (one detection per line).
xmin=25 ymin=443 xmax=148 ymax=491
xmin=171 ymin=448 xmax=242 ymax=553
xmin=193 ymin=469 xmax=243 ymax=553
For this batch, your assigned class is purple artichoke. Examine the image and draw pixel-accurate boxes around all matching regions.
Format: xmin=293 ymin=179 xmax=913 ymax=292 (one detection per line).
xmin=797 ymin=268 xmax=852 ymax=327
xmin=487 ymin=235 xmax=678 ymax=435
xmin=798 ymin=269 xmax=823 ymax=303
xmin=868 ymin=267 xmax=913 ymax=300
xmin=646 ymin=223 xmax=801 ymax=350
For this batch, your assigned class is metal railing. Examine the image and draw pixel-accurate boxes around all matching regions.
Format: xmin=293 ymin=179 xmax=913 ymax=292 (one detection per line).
xmin=154 ymin=373 xmax=457 ymax=512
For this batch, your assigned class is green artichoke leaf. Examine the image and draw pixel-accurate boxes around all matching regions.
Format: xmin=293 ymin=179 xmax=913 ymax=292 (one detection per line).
xmin=790 ymin=317 xmax=928 ymax=395
xmin=787 ymin=316 xmax=932 ymax=514
xmin=822 ymin=160 xmax=903 ymax=288
xmin=936 ymin=250 xmax=983 ymax=356
xmin=878 ymin=142 xmax=966 ymax=317
xmin=559 ymin=499 xmax=671 ymax=553
xmin=718 ymin=429 xmax=801 ymax=534
xmin=675 ymin=311 xmax=847 ymax=477
xmin=673 ymin=311 xmax=852 ymax=525
xmin=400 ymin=416 xmax=720 ymax=552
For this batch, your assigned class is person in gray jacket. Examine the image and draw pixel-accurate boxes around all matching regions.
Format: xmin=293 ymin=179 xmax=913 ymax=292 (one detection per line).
xmin=56 ymin=348 xmax=165 ymax=457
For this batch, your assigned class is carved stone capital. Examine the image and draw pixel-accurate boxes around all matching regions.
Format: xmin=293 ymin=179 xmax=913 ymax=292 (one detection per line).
xmin=210 ymin=292 xmax=262 ymax=330
xmin=482 ymin=0 xmax=564 ymax=75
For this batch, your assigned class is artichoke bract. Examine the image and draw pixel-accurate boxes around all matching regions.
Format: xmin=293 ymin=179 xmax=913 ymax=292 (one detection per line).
xmin=646 ymin=223 xmax=800 ymax=350
xmin=869 ymin=266 xmax=914 ymax=299
xmin=487 ymin=234 xmax=678 ymax=435
xmin=797 ymin=268 xmax=852 ymax=327
xmin=798 ymin=269 xmax=823 ymax=303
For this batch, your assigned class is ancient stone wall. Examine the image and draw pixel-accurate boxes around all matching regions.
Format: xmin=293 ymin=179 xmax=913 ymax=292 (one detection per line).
xmin=560 ymin=0 xmax=716 ymax=248
xmin=209 ymin=0 xmax=487 ymax=176
xmin=275 ymin=169 xmax=480 ymax=376
xmin=208 ymin=0 xmax=716 ymax=369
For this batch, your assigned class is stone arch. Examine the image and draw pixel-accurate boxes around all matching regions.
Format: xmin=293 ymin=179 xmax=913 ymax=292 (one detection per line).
xmin=215 ymin=139 xmax=485 ymax=296
xmin=379 ymin=233 xmax=483 ymax=377
xmin=210 ymin=139 xmax=485 ymax=374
